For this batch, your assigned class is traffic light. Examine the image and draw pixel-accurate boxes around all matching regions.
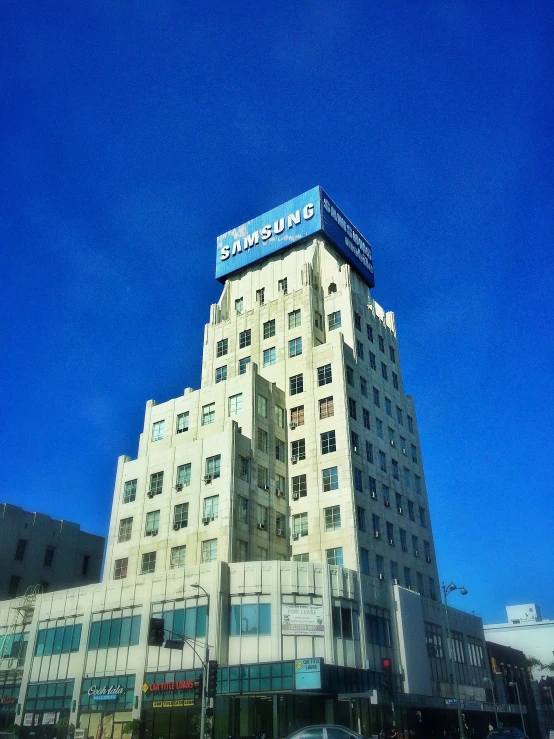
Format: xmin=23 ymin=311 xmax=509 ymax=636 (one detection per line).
xmin=382 ymin=657 xmax=392 ymax=696
xmin=207 ymin=660 xmax=218 ymax=698
xmin=148 ymin=618 xmax=165 ymax=646
xmin=193 ymin=675 xmax=203 ymax=701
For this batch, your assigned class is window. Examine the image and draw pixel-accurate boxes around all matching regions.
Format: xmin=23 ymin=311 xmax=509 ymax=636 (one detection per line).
xmin=354 ymin=312 xmax=362 ymax=330
xmin=392 ymin=372 xmax=399 ymax=390
xmin=360 ymin=376 xmax=368 ymax=397
xmin=367 ymin=325 xmax=374 ymax=342
xmin=230 ymin=604 xmax=271 ymax=636
xmin=263 ymin=347 xmax=276 ymax=366
xmin=328 ymin=311 xmax=342 ymax=330
xmin=263 ymin=319 xmax=275 ymax=339
xmin=381 ymin=362 xmax=388 ymax=381
xmin=366 ymin=607 xmax=392 ymax=646
xmin=236 ymin=539 xmax=248 ymax=562
xmin=152 ymin=420 xmax=165 ymax=442
xmin=123 ymin=479 xmax=137 ymax=503
xmin=415 ymin=475 xmax=422 ymax=495
xmin=351 ymin=431 xmax=360 ymax=453
xmin=257 ymin=464 xmax=269 ymax=489
xmin=411 ymin=444 xmax=418 ymax=463
xmin=82 ymin=554 xmax=90 ymax=576
xmin=403 ymin=468 xmax=411 ymax=488
xmin=289 ymin=337 xmax=302 ymax=357
xmin=346 ymin=398 xmax=356 ymax=421
xmin=325 ymin=505 xmax=341 ymax=531
xmin=293 ymin=553 xmax=309 ymax=562
xmin=388 ymin=427 xmax=395 ymax=445
xmin=407 ymin=415 xmax=414 ymax=433
xmin=319 ymin=396 xmax=334 ymax=419
xmin=15 ymin=539 xmax=27 ymax=561
xmin=404 ymin=567 xmax=412 ymax=589
xmin=424 ymin=541 xmax=431 ymax=561
xmin=390 ymin=561 xmax=399 ymax=583
xmin=257 ymin=546 xmax=268 ymax=560
xmin=396 ymin=493 xmax=403 ymax=511
xmin=372 ymin=514 xmax=381 ymax=535
xmin=357 ymin=506 xmax=366 ymax=531
xmin=118 ymin=517 xmax=133 ymax=543
xmin=278 ymin=277 xmax=288 ymax=294
xmin=236 ymin=496 xmax=248 ymax=524
xmin=201 ymin=539 xmax=217 ymax=562
xmin=288 ymin=309 xmax=301 ymax=328
xmin=289 ymin=373 xmax=303 ymax=395
xmin=389 ymin=346 xmax=396 ymax=363
xmin=363 ymin=408 xmax=371 ymax=429
xmin=356 ymin=340 xmax=364 ymax=360
xmin=317 ymin=363 xmax=332 ymax=386
xmin=202 ymin=403 xmax=215 ymax=425
xmin=239 ymin=329 xmax=251 ymax=348
xmin=203 ymin=495 xmax=219 ymax=520
xmin=369 ymin=351 xmax=377 ymax=370
xmin=354 ymin=468 xmax=363 ymax=492
xmin=321 ymin=430 xmax=336 ymax=454
xmin=275 ymin=405 xmax=286 ymax=428
xmin=239 ymin=356 xmax=251 ymax=374
xmin=35 ymin=623 xmax=82 ymax=656
xmin=385 ymin=397 xmax=392 ymax=416
xmin=379 ymin=451 xmax=387 ymax=472
xmin=332 ymin=606 xmax=359 ymax=640
xmin=176 ymin=463 xmax=191 ymax=487
xmin=216 ymin=338 xmax=228 ymax=357
xmin=141 ymin=551 xmax=156 ymax=574
xmin=408 ymin=500 xmax=415 ymax=521
xmin=114 ymin=558 xmax=128 ymax=579
xmin=276 ymin=475 xmax=285 ymax=494
xmin=365 ymin=441 xmax=374 ymax=464
xmin=235 ymin=297 xmax=243 ymax=314
xmin=256 ymin=288 xmax=265 ymax=304
xmin=257 ymin=504 xmax=268 ymax=529
xmin=174 ymin=503 xmax=189 ymax=530
xmin=412 ymin=534 xmax=419 ymax=555
xmin=382 ymin=485 xmax=391 ymax=505
xmin=369 ymin=476 xmax=377 ymax=496
xmin=44 ymin=546 xmax=55 ymax=567
xmin=290 ymin=405 xmax=304 ymax=426
xmin=376 ymin=418 xmax=384 ymax=438
xmin=145 ymin=510 xmax=160 ymax=536
xmin=346 ymin=366 xmax=354 ymax=386
xmin=176 ymin=412 xmax=189 ymax=433
xmin=328 ymin=282 xmax=337 ymax=294
xmin=373 ymin=387 xmax=380 ymax=407
xmin=392 ymin=459 xmax=399 ymax=480
xmin=400 ymin=528 xmax=407 ymax=550
xmin=314 ymin=311 xmax=323 ymax=329
xmin=322 ymin=466 xmax=339 ymax=491
xmin=378 ymin=335 xmax=385 ymax=352
xmin=376 ymin=555 xmax=385 ymax=576
xmin=275 ymin=438 xmax=286 ymax=462
xmin=400 ymin=435 xmax=407 ymax=454
xmin=417 ymin=572 xmax=425 ymax=595
xmin=239 ymin=456 xmax=249 ymax=481
xmin=386 ymin=521 xmax=394 ymax=543
xmin=170 ymin=545 xmax=186 ymax=569
xmin=258 ymin=428 xmax=269 ymax=453
xmin=468 ymin=636 xmax=484 ymax=667
xmin=326 ymin=547 xmax=343 ymax=566
xmin=429 ymin=577 xmax=437 ymax=601
xmin=257 ymin=393 xmax=268 ymax=418
xmin=293 ymin=512 xmax=308 ymax=537
xmin=419 ymin=507 xmax=427 ymax=528
xmin=215 ymin=365 xmax=227 ymax=383
xmin=229 ymin=393 xmax=243 ymax=416
xmin=8 ymin=576 xmax=20 ymax=597
xmin=292 ymin=474 xmax=307 ymax=497
xmin=291 ymin=438 xmax=306 ymax=461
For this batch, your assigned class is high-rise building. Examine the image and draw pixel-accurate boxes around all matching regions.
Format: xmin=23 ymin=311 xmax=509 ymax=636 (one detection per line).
xmin=1 ymin=188 xmax=508 ymax=739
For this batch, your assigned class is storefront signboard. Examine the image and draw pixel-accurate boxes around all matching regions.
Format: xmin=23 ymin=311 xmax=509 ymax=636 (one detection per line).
xmin=294 ymin=658 xmax=322 ymax=690
xmin=42 ymin=712 xmax=57 ymax=725
xmin=282 ymin=605 xmax=324 ymax=636
xmin=23 ymin=713 xmax=34 ymax=726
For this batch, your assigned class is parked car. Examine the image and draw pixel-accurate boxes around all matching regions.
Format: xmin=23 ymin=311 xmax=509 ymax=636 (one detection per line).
xmin=487 ymin=729 xmax=528 ymax=739
xmin=285 ymin=726 xmax=369 ymax=739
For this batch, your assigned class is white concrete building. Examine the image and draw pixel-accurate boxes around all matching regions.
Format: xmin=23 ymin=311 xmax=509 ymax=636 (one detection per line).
xmin=0 ymin=189 xmax=512 ymax=739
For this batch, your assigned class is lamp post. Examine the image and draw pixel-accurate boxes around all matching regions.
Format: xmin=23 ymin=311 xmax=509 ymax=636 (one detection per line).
xmin=484 ymin=677 xmax=499 ymax=729
xmin=509 ymin=681 xmax=526 ymax=737
xmin=192 ymin=583 xmax=210 ymax=739
xmin=442 ymin=582 xmax=468 ymax=739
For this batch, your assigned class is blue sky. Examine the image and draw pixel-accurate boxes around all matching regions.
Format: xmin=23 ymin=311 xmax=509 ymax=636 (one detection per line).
xmin=1 ymin=0 xmax=552 ymax=625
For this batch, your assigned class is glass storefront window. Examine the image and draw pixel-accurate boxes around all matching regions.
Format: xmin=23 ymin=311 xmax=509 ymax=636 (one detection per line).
xmin=229 ymin=604 xmax=271 ymax=636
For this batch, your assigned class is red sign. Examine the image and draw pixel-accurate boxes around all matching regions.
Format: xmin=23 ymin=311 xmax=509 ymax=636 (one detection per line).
xmin=0 ymin=696 xmax=17 ymax=705
xmin=148 ymin=681 xmax=194 ymax=692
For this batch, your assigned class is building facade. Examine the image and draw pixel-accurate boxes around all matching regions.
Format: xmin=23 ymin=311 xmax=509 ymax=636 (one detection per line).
xmin=0 ymin=189 xmax=530 ymax=739
xmin=0 ymin=503 xmax=104 ymax=601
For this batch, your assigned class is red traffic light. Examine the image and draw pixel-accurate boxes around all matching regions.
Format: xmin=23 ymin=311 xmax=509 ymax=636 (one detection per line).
xmin=382 ymin=658 xmax=391 ymax=671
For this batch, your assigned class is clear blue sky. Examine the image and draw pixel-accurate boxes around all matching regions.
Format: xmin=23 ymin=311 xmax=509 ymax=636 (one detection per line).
xmin=1 ymin=0 xmax=552 ymax=625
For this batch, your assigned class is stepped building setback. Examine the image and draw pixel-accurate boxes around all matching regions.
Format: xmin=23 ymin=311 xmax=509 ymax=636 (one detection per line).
xmin=0 ymin=188 xmax=528 ymax=739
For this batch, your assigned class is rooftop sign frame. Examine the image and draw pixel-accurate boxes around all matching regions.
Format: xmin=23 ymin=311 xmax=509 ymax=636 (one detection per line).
xmin=215 ymin=186 xmax=375 ymax=287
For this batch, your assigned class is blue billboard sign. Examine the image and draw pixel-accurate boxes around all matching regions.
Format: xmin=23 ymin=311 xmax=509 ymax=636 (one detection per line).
xmin=294 ymin=657 xmax=322 ymax=690
xmin=215 ymin=187 xmax=375 ymax=287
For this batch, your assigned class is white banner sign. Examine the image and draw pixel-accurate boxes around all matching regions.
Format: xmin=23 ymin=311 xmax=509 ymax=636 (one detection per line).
xmin=42 ymin=712 xmax=57 ymax=725
xmin=23 ymin=713 xmax=34 ymax=727
xmin=282 ymin=605 xmax=324 ymax=636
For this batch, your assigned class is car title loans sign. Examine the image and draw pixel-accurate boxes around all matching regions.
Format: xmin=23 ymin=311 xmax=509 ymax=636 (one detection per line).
xmin=282 ymin=605 xmax=324 ymax=636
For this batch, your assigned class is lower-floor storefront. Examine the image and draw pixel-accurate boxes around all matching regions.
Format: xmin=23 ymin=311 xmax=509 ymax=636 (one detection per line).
xmin=0 ymin=681 xmax=20 ymax=731
xmin=19 ymin=679 xmax=74 ymax=739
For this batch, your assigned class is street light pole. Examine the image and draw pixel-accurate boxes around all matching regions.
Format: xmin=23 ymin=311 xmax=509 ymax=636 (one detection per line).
xmin=192 ymin=583 xmax=210 ymax=739
xmin=509 ymin=681 xmax=526 ymax=737
xmin=442 ymin=582 xmax=468 ymax=739
xmin=484 ymin=677 xmax=499 ymax=729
